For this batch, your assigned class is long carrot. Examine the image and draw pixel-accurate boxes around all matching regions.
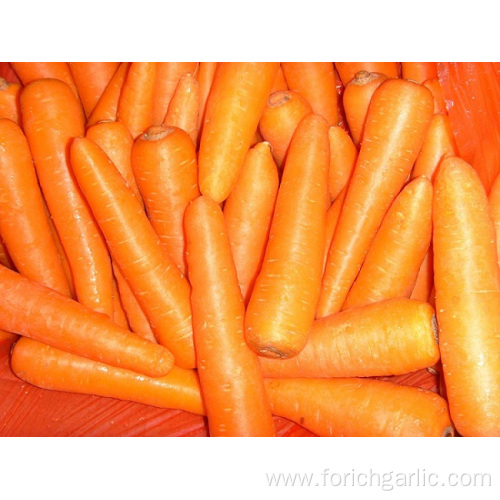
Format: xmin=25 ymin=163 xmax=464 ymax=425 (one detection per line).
xmin=198 ymin=62 xmax=279 ymax=203
xmin=0 ymin=77 xmax=21 ymax=123
xmin=245 ymin=113 xmax=329 ymax=359
xmin=69 ymin=136 xmax=195 ymax=369
xmin=489 ymin=170 xmax=500 ymax=268
xmin=335 ymin=62 xmax=400 ymax=86
xmin=410 ymin=246 xmax=434 ymax=302
xmin=185 ymin=195 xmax=276 ymax=437
xmin=0 ymin=264 xmax=173 ymax=377
xmin=433 ymin=155 xmax=500 ymax=436
xmin=401 ymin=62 xmax=438 ymax=84
xmin=317 ymin=78 xmax=434 ymax=318
xmin=327 ymin=125 xmax=357 ymax=201
xmin=323 ymin=186 xmax=347 ymax=272
xmin=195 ymin=61 xmax=217 ymax=145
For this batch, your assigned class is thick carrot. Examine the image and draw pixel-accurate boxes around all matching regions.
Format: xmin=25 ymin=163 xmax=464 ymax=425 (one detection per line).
xmin=265 ymin=377 xmax=453 ymax=437
xmin=223 ymin=142 xmax=280 ymax=304
xmin=258 ymin=89 xmax=312 ymax=168
xmin=185 ymin=195 xmax=276 ymax=437
xmin=69 ymin=136 xmax=195 ymax=369
xmin=245 ymin=113 xmax=329 ymax=359
xmin=281 ymin=62 xmax=338 ymax=126
xmin=131 ymin=125 xmax=200 ymax=276
xmin=195 ymin=61 xmax=217 ymax=144
xmin=342 ymin=176 xmax=433 ymax=310
xmin=423 ymin=78 xmax=448 ymax=114
xmin=401 ymin=62 xmax=438 ymax=84
xmin=0 ymin=264 xmax=173 ymax=377
xmin=323 ymin=186 xmax=347 ymax=272
xmin=0 ymin=77 xmax=21 ymax=123
xmin=21 ymin=78 xmax=114 ymax=317
xmin=11 ymin=337 xmax=203 ymax=415
xmin=327 ymin=125 xmax=357 ymax=200
xmin=0 ymin=118 xmax=71 ymax=297
xmin=433 ymin=155 xmax=500 ymax=436
xmin=335 ymin=62 xmax=400 ymax=86
xmin=489 ymin=170 xmax=500 ymax=268
xmin=198 ymin=62 xmax=280 ymax=203
xmin=317 ymin=78 xmax=434 ymax=318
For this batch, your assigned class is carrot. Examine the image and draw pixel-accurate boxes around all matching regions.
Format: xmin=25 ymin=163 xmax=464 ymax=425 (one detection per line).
xmin=0 ymin=77 xmax=21 ymax=123
xmin=489 ymin=170 xmax=500 ymax=268
xmin=131 ymin=125 xmax=200 ymax=277
xmin=401 ymin=62 xmax=438 ymax=84
xmin=198 ymin=62 xmax=280 ymax=203
xmin=20 ymin=78 xmax=114 ymax=317
xmin=281 ymin=62 xmax=339 ymax=126
xmin=327 ymin=125 xmax=357 ymax=200
xmin=323 ymin=186 xmax=347 ymax=272
xmin=317 ymin=78 xmax=434 ymax=318
xmin=69 ymin=62 xmax=120 ymax=118
xmin=410 ymin=246 xmax=434 ymax=302
xmin=335 ymin=62 xmax=400 ymax=86
xmin=258 ymin=89 xmax=312 ymax=168
xmin=342 ymin=70 xmax=388 ymax=146
xmin=185 ymin=195 xmax=276 ymax=436
xmin=0 ymin=118 xmax=72 ymax=297
xmin=433 ymin=155 xmax=500 ymax=436
xmin=270 ymin=64 xmax=288 ymax=93
xmin=0 ymin=329 xmax=17 ymax=346
xmin=423 ymin=78 xmax=448 ymax=114
xmin=265 ymin=377 xmax=453 ymax=437
xmin=195 ymin=61 xmax=217 ymax=144
xmin=111 ymin=274 xmax=129 ymax=329
xmin=69 ymin=136 xmax=195 ymax=369
xmin=223 ymin=142 xmax=280 ymax=304
xmin=11 ymin=337 xmax=203 ymax=416
xmin=0 ymin=264 xmax=173 ymax=377
xmin=245 ymin=113 xmax=329 ymax=359
xmin=342 ymin=176 xmax=433 ymax=310
xmin=0 ymin=238 xmax=14 ymax=270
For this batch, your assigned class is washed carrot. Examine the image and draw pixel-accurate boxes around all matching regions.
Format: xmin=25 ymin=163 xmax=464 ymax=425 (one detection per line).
xmin=327 ymin=125 xmax=357 ymax=200
xmin=0 ymin=118 xmax=71 ymax=297
xmin=265 ymin=377 xmax=453 ymax=437
xmin=245 ymin=113 xmax=329 ymax=358
xmin=423 ymin=78 xmax=448 ymax=114
xmin=11 ymin=337 xmax=203 ymax=416
xmin=185 ymin=195 xmax=276 ymax=436
xmin=198 ymin=62 xmax=280 ymax=203
xmin=131 ymin=125 xmax=200 ymax=276
xmin=195 ymin=61 xmax=217 ymax=144
xmin=410 ymin=246 xmax=434 ymax=302
xmin=281 ymin=62 xmax=339 ymax=126
xmin=489 ymin=170 xmax=500 ymax=268
xmin=223 ymin=142 xmax=280 ymax=304
xmin=342 ymin=176 xmax=433 ymax=310
xmin=0 ymin=264 xmax=173 ymax=377
xmin=69 ymin=136 xmax=195 ymax=369
xmin=335 ymin=62 xmax=400 ymax=86
xmin=21 ymin=78 xmax=114 ymax=317
xmin=270 ymin=64 xmax=288 ymax=93
xmin=342 ymin=70 xmax=388 ymax=146
xmin=0 ymin=77 xmax=21 ymax=123
xmin=317 ymin=78 xmax=434 ymax=318
xmin=323 ymin=186 xmax=347 ymax=272
xmin=258 ymin=89 xmax=312 ymax=168
xmin=401 ymin=62 xmax=438 ymax=84
xmin=111 ymin=275 xmax=129 ymax=329
xmin=433 ymin=155 xmax=500 ymax=436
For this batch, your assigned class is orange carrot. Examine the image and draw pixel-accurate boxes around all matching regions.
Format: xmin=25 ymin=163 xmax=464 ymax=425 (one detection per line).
xmin=270 ymin=64 xmax=288 ymax=93
xmin=410 ymin=246 xmax=434 ymax=302
xmin=265 ymin=377 xmax=453 ymax=437
xmin=0 ymin=238 xmax=14 ymax=270
xmin=195 ymin=61 xmax=217 ymax=144
xmin=0 ymin=77 xmax=21 ymax=123
xmin=423 ymin=77 xmax=448 ymax=114
xmin=489 ymin=170 xmax=500 ymax=268
xmin=69 ymin=136 xmax=195 ymax=369
xmin=335 ymin=62 xmax=400 ymax=86
xmin=131 ymin=125 xmax=200 ymax=276
xmin=21 ymin=78 xmax=114 ymax=317
xmin=281 ymin=62 xmax=339 ymax=126
xmin=223 ymin=142 xmax=280 ymax=304
xmin=245 ymin=113 xmax=329 ymax=358
xmin=317 ymin=78 xmax=434 ymax=318
xmin=111 ymin=275 xmax=129 ymax=329
xmin=0 ymin=264 xmax=173 ymax=377
xmin=401 ymin=62 xmax=438 ymax=84
xmin=0 ymin=329 xmax=17 ymax=348
xmin=433 ymin=155 xmax=500 ymax=436
xmin=323 ymin=186 xmax=347 ymax=272
xmin=185 ymin=195 xmax=276 ymax=436
xmin=198 ymin=62 xmax=280 ymax=203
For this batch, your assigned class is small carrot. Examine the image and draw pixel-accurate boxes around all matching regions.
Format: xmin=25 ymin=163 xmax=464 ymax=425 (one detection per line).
xmin=323 ymin=186 xmax=347 ymax=272
xmin=401 ymin=62 xmax=438 ymax=84
xmin=489 ymin=170 xmax=500 ymax=268
xmin=317 ymin=78 xmax=434 ymax=318
xmin=265 ymin=377 xmax=453 ymax=437
xmin=335 ymin=62 xmax=400 ymax=86
xmin=185 ymin=195 xmax=276 ymax=437
xmin=11 ymin=337 xmax=203 ymax=415
xmin=223 ymin=142 xmax=280 ymax=304
xmin=195 ymin=61 xmax=217 ymax=144
xmin=433 ymin=155 xmax=500 ymax=436
xmin=0 ymin=264 xmax=174 ymax=377
xmin=0 ymin=77 xmax=21 ymax=123
xmin=198 ymin=62 xmax=280 ymax=203
xmin=423 ymin=77 xmax=448 ymax=114
xmin=245 ymin=113 xmax=330 ymax=359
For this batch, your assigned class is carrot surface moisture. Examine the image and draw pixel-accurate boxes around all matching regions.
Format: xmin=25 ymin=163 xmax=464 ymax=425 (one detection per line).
xmin=245 ymin=113 xmax=329 ymax=359
xmin=0 ymin=265 xmax=173 ymax=377
xmin=69 ymin=136 xmax=195 ymax=369
xmin=198 ymin=62 xmax=279 ymax=203
xmin=317 ymin=78 xmax=434 ymax=318
xmin=0 ymin=77 xmax=21 ymax=123
xmin=401 ymin=62 xmax=438 ymax=84
xmin=433 ymin=155 xmax=500 ymax=436
xmin=185 ymin=195 xmax=276 ymax=437
xmin=334 ymin=62 xmax=400 ymax=86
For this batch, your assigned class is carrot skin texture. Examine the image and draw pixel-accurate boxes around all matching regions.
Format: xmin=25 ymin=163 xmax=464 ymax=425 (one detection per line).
xmin=401 ymin=62 xmax=438 ymax=84
xmin=195 ymin=61 xmax=218 ymax=145
xmin=0 ymin=78 xmax=21 ymax=123
xmin=335 ymin=62 xmax=400 ymax=86
xmin=423 ymin=78 xmax=448 ymax=115
xmin=327 ymin=125 xmax=357 ymax=201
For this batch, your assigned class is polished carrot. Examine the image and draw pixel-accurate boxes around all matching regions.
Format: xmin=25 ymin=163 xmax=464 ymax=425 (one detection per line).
xmin=327 ymin=125 xmax=357 ymax=200
xmin=195 ymin=61 xmax=217 ymax=144
xmin=401 ymin=62 xmax=438 ymax=84
xmin=265 ymin=377 xmax=453 ymax=437
xmin=0 ymin=77 xmax=21 ymax=123
xmin=198 ymin=62 xmax=279 ymax=203
xmin=223 ymin=142 xmax=280 ymax=304
xmin=21 ymin=78 xmax=114 ymax=317
xmin=0 ymin=265 xmax=173 ymax=377
xmin=342 ymin=176 xmax=433 ymax=310
xmin=11 ymin=337 xmax=203 ymax=415
xmin=317 ymin=78 xmax=434 ymax=318
xmin=489 ymin=170 xmax=500 ymax=268
xmin=335 ymin=62 xmax=400 ymax=86
xmin=245 ymin=113 xmax=329 ymax=358
xmin=185 ymin=195 xmax=276 ymax=436
xmin=423 ymin=78 xmax=448 ymax=114
xmin=131 ymin=125 xmax=200 ymax=276
xmin=433 ymin=155 xmax=500 ymax=436
xmin=323 ymin=186 xmax=347 ymax=272
xmin=69 ymin=136 xmax=195 ymax=369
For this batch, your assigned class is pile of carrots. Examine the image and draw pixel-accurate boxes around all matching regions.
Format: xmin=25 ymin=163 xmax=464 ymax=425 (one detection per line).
xmin=0 ymin=61 xmax=499 ymax=437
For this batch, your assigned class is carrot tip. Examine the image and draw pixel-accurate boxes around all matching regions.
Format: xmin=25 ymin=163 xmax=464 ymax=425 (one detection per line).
xmin=442 ymin=426 xmax=454 ymax=437
xmin=267 ymin=90 xmax=291 ymax=108
xmin=257 ymin=345 xmax=293 ymax=359
xmin=141 ymin=125 xmax=174 ymax=141
xmin=0 ymin=77 xmax=10 ymax=90
xmin=352 ymin=70 xmax=380 ymax=86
